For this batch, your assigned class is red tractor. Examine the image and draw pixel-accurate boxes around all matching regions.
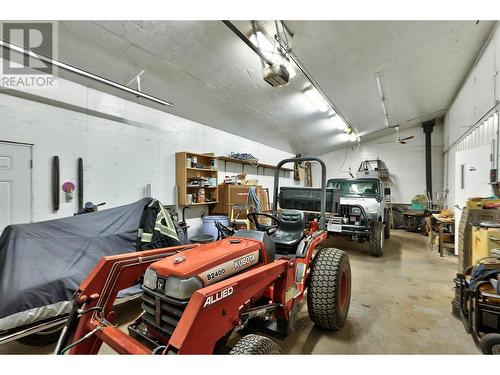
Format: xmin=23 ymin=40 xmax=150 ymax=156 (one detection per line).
xmin=56 ymin=157 xmax=351 ymax=355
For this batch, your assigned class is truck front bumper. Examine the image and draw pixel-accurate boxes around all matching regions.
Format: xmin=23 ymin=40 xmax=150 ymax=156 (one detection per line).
xmin=335 ymin=225 xmax=370 ymax=235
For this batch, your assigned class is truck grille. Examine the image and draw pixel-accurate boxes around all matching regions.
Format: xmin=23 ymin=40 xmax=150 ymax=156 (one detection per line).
xmin=141 ymin=287 xmax=189 ymax=338
xmin=330 ymin=217 xmax=342 ymax=225
xmin=339 ymin=205 xmax=350 ymax=217
xmin=336 ymin=204 xmax=366 ymax=226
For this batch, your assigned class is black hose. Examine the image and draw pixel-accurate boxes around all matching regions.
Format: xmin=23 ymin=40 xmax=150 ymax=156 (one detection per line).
xmin=59 ymin=326 xmax=101 ymax=355
xmin=78 ymin=157 xmax=84 ymax=210
xmin=52 ymin=156 xmax=59 ymax=211
xmin=152 ymin=345 xmax=167 ymax=355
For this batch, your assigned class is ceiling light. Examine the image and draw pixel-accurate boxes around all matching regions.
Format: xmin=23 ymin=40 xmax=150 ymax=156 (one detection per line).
xmin=375 ymin=72 xmax=385 ymax=101
xmin=330 ymin=114 xmax=345 ymax=130
xmin=375 ymin=71 xmax=390 ymax=127
xmin=304 ymin=87 xmax=329 ymax=112
xmin=344 ymin=125 xmax=353 ymax=134
xmin=249 ymin=31 xmax=276 ymax=62
xmin=349 ymin=132 xmax=358 ymax=142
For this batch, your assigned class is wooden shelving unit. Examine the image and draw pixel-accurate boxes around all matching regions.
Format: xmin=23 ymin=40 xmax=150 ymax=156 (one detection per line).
xmin=176 ymin=152 xmax=219 ymax=206
xmin=217 ymin=156 xmax=294 ymax=175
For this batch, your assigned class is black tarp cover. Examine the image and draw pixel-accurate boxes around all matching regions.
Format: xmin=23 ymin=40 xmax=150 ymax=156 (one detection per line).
xmin=0 ymin=198 xmax=151 ymax=331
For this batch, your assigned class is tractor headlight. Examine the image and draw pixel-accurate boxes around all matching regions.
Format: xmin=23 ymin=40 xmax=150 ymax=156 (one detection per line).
xmin=164 ymin=276 xmax=203 ymax=300
xmin=143 ymin=268 xmax=158 ymax=290
xmin=351 ymin=207 xmax=361 ymax=215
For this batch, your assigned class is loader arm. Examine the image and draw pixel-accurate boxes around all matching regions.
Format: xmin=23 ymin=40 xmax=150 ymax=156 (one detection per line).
xmin=56 ymin=244 xmax=198 ymax=355
xmin=60 ymin=244 xmax=295 ymax=355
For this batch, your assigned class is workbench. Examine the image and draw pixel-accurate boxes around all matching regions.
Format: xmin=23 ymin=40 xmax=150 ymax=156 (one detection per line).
xmin=431 ymin=214 xmax=455 ymax=257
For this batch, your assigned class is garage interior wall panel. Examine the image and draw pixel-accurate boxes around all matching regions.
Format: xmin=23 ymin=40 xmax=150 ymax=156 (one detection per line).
xmin=313 ymin=124 xmax=444 ymax=204
xmin=0 ymin=74 xmax=300 ymax=236
xmin=443 ymin=24 xmax=500 ymax=208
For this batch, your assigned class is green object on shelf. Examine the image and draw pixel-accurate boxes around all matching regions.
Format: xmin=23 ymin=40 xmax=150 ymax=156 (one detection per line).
xmin=411 ymin=194 xmax=428 ymax=211
xmin=411 ymin=202 xmax=427 ymax=210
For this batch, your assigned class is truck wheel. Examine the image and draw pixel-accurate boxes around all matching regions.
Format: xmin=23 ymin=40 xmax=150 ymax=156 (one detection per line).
xmin=17 ymin=324 xmax=64 ymax=346
xmin=369 ymin=221 xmax=384 ymax=257
xmin=229 ymin=334 xmax=282 ymax=354
xmin=480 ymin=333 xmax=500 ymax=354
xmin=307 ymin=248 xmax=351 ymax=330
xmin=384 ymin=217 xmax=391 ymax=239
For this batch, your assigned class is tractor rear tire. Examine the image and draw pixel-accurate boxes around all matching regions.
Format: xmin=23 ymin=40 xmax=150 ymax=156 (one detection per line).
xmin=307 ymin=248 xmax=351 ymax=330
xmin=369 ymin=221 xmax=384 ymax=257
xmin=229 ymin=334 xmax=282 ymax=355
xmin=480 ymin=333 xmax=500 ymax=354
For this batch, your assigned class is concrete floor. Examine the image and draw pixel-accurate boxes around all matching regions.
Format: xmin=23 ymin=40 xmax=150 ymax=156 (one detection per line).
xmin=281 ymin=230 xmax=477 ymax=354
xmin=0 ymin=230 xmax=478 ymax=354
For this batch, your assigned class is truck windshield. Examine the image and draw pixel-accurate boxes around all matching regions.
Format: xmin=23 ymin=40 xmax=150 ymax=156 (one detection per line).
xmin=327 ymin=179 xmax=379 ymax=198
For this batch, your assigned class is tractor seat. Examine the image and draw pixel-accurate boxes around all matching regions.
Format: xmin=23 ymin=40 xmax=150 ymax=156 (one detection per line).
xmin=272 ymin=209 xmax=306 ymax=254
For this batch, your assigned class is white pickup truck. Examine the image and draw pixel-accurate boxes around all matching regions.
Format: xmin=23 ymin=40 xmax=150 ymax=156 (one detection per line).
xmin=326 ymin=178 xmax=391 ymax=257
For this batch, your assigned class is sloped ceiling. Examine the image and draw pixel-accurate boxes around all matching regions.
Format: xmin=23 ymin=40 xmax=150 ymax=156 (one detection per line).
xmin=54 ymin=20 xmax=496 ymax=155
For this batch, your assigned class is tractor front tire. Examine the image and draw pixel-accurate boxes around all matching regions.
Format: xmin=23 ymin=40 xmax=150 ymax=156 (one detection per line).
xmin=480 ymin=333 xmax=500 ymax=354
xmin=229 ymin=334 xmax=282 ymax=355
xmin=307 ymin=248 xmax=351 ymax=330
xmin=369 ymin=221 xmax=384 ymax=257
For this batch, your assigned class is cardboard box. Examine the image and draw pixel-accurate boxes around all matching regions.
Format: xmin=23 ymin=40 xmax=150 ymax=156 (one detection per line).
xmin=211 ymin=184 xmax=269 ymax=215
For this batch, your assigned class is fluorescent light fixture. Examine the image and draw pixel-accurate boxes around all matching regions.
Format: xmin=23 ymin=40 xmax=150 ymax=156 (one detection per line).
xmin=375 ymin=71 xmax=390 ymax=127
xmin=0 ymin=40 xmax=173 ymax=107
xmin=249 ymin=31 xmax=276 ymax=62
xmin=375 ymin=72 xmax=385 ymax=101
xmin=304 ymin=87 xmax=329 ymax=112
xmin=330 ymin=113 xmax=345 ymax=130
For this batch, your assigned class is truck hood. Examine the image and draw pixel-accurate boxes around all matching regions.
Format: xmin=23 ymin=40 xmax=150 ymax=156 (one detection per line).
xmin=339 ymin=197 xmax=380 ymax=214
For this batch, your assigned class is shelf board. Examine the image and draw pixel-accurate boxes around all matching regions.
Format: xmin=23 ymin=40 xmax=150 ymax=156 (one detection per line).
xmin=186 ymin=185 xmax=217 ymax=188
xmin=186 ymin=167 xmax=217 ymax=172
xmin=184 ymin=202 xmax=217 ymax=206
xmin=217 ymin=156 xmax=294 ymax=172
xmin=182 ymin=151 xmax=217 ymax=159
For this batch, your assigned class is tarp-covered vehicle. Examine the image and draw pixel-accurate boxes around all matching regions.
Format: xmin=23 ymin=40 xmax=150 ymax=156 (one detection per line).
xmin=0 ymin=198 xmax=185 ymax=346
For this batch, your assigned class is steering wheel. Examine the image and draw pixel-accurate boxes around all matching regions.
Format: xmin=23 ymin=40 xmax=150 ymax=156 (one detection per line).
xmin=246 ymin=212 xmax=282 ymax=235
xmin=215 ymin=220 xmax=235 ymax=240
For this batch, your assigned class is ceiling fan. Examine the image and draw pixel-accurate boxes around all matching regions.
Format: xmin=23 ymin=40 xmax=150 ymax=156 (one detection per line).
xmin=378 ymin=126 xmax=414 ymax=145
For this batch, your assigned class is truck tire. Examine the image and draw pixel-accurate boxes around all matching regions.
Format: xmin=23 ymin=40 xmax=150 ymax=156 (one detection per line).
xmin=307 ymin=248 xmax=351 ymax=330
xmin=369 ymin=221 xmax=384 ymax=257
xmin=229 ymin=334 xmax=282 ymax=354
xmin=480 ymin=333 xmax=500 ymax=354
xmin=384 ymin=214 xmax=391 ymax=239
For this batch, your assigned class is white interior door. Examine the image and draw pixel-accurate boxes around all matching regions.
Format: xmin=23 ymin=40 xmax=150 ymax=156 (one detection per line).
xmin=454 ymin=144 xmax=492 ymax=207
xmin=454 ymin=143 xmax=492 ymax=253
xmin=0 ymin=142 xmax=32 ymax=234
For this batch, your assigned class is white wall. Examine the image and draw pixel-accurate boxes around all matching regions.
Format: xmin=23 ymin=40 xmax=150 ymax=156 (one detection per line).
xmin=314 ymin=124 xmax=444 ymax=204
xmin=0 ymin=77 xmax=299 ymax=236
xmin=443 ymin=24 xmax=499 ymax=208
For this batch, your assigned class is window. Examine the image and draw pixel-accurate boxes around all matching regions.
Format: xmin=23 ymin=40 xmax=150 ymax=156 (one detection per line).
xmin=327 ymin=179 xmax=380 ymax=198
